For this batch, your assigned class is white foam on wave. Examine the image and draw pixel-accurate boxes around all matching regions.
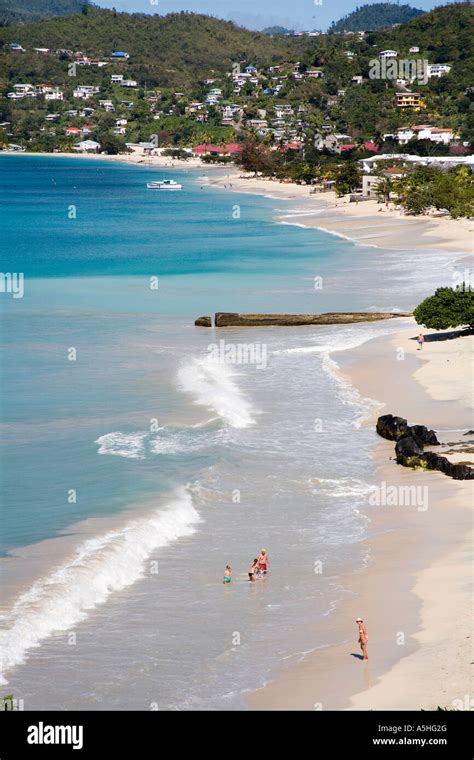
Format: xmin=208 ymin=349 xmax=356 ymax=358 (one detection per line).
xmin=310 ymin=477 xmax=377 ymax=500
xmin=177 ymin=357 xmax=256 ymax=428
xmin=321 ymin=352 xmax=383 ymax=427
xmin=0 ymin=487 xmax=200 ymax=683
xmin=95 ymin=431 xmax=148 ymax=459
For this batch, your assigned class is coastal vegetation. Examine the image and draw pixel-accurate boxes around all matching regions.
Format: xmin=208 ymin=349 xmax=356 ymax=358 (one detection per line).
xmin=414 ymin=285 xmax=474 ymax=330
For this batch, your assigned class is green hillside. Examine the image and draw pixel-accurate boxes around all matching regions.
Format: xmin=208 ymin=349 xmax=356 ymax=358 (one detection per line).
xmin=0 ymin=0 xmax=93 ymax=25
xmin=0 ymin=4 xmax=472 ymax=157
xmin=330 ymin=2 xmax=424 ymax=32
xmin=0 ymin=9 xmax=292 ymax=77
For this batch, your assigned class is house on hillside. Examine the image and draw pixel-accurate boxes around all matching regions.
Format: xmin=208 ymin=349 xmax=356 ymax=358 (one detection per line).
xmin=44 ymin=89 xmax=64 ymax=101
xmin=396 ymin=92 xmax=423 ymax=108
xmin=111 ymin=51 xmax=129 ymax=59
xmin=73 ymin=86 xmax=100 ymax=99
xmin=426 ymin=63 xmax=452 ymax=79
xmin=379 ymin=50 xmax=398 ymax=59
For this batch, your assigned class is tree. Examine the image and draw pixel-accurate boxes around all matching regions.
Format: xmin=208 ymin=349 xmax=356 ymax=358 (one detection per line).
xmin=375 ymin=176 xmax=393 ymax=203
xmin=334 ymin=161 xmax=361 ymax=196
xmin=414 ymin=285 xmax=474 ymax=330
xmin=236 ymin=142 xmax=279 ymax=176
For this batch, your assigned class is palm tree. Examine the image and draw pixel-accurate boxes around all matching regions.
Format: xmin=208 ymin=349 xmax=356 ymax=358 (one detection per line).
xmin=375 ymin=176 xmax=393 ymax=204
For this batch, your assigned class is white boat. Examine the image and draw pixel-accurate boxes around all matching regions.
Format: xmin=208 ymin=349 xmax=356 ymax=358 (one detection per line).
xmin=147 ymin=179 xmax=182 ymax=190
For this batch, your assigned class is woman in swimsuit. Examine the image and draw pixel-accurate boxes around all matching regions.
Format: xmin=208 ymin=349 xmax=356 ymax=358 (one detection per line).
xmin=223 ymin=565 xmax=232 ymax=584
xmin=257 ymin=549 xmax=269 ymax=575
xmin=248 ymin=559 xmax=258 ymax=582
xmin=356 ymin=617 xmax=368 ymax=661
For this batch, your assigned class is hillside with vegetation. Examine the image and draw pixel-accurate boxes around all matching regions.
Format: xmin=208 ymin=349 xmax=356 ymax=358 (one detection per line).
xmin=329 ymin=2 xmax=424 ymax=32
xmin=0 ymin=4 xmax=472 ymax=216
xmin=0 ymin=0 xmax=93 ymax=25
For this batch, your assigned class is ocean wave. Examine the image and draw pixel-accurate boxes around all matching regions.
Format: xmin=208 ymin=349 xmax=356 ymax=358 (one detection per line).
xmin=177 ymin=356 xmax=256 ymax=428
xmin=95 ymin=431 xmax=148 ymax=459
xmin=0 ymin=487 xmax=201 ymax=683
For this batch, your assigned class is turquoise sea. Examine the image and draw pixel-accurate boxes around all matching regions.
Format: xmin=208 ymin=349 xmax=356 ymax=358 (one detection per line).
xmin=0 ymin=155 xmax=463 ymax=709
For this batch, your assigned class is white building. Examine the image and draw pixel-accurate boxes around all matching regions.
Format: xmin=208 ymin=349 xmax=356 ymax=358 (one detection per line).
xmin=379 ymin=50 xmax=398 ymax=59
xmin=396 ymin=125 xmax=456 ymax=145
xmin=73 ymin=86 xmax=100 ymax=99
xmin=74 ymin=140 xmax=101 ymax=152
xmin=44 ymin=89 xmax=64 ymax=101
xmin=426 ymin=63 xmax=452 ymax=79
xmin=409 ymin=46 xmax=420 ymax=53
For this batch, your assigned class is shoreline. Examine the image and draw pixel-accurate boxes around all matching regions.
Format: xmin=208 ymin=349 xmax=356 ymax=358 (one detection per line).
xmin=249 ymin=324 xmax=472 ymax=710
xmin=5 ymin=150 xmax=472 ymax=254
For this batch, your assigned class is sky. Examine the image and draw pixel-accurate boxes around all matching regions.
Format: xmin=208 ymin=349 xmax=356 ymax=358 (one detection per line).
xmin=96 ymin=0 xmax=449 ymax=31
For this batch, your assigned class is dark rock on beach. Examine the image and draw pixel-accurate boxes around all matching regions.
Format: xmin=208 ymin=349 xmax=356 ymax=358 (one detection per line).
xmin=376 ymin=414 xmax=439 ymax=445
xmin=376 ymin=414 xmax=409 ymax=441
xmin=378 ymin=415 xmax=474 ymax=480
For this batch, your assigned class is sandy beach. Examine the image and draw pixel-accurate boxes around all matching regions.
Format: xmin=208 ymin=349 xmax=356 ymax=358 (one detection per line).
xmin=249 ymin=323 xmax=473 ymax=710
xmin=11 ymin=149 xmax=473 ymax=254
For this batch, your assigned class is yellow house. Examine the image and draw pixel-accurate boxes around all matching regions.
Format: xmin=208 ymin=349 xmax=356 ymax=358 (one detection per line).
xmin=395 ymin=92 xmax=426 ymax=109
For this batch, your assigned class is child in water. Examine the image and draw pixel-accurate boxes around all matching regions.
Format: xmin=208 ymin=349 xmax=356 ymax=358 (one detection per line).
xmin=223 ymin=565 xmax=232 ymax=584
xmin=248 ymin=559 xmax=259 ymax=582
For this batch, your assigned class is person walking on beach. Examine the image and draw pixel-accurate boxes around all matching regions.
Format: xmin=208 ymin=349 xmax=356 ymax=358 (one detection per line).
xmin=248 ymin=559 xmax=259 ymax=582
xmin=417 ymin=333 xmax=425 ymax=350
xmin=257 ymin=549 xmax=269 ymax=575
xmin=356 ymin=618 xmax=368 ymax=661
xmin=223 ymin=565 xmax=232 ymax=584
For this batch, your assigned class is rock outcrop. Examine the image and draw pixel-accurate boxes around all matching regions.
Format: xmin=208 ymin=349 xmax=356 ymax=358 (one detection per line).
xmin=194 ymin=312 xmax=412 ymax=327
xmin=194 ymin=315 xmax=212 ymax=327
xmin=377 ymin=414 xmax=474 ymax=480
xmin=376 ymin=414 xmax=439 ymax=445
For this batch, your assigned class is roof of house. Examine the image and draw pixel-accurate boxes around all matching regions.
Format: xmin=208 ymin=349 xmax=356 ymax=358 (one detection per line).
xmin=225 ymin=143 xmax=243 ymax=154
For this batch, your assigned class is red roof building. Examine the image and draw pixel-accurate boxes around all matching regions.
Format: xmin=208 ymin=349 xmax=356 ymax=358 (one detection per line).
xmin=225 ymin=143 xmax=244 ymax=154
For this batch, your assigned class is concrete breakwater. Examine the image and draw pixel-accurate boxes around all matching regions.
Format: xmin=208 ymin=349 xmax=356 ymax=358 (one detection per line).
xmin=194 ymin=312 xmax=412 ymax=327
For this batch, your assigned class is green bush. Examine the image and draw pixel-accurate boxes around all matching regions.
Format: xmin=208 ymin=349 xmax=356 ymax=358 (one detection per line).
xmin=414 ymin=285 xmax=474 ymax=330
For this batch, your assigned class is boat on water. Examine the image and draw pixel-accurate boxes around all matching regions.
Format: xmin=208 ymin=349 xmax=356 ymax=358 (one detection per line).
xmin=146 ymin=179 xmax=182 ymax=190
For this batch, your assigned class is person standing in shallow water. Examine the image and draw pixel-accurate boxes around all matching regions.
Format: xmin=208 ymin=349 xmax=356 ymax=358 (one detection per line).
xmin=223 ymin=565 xmax=232 ymax=584
xmin=356 ymin=617 xmax=368 ymax=661
xmin=257 ymin=549 xmax=269 ymax=575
